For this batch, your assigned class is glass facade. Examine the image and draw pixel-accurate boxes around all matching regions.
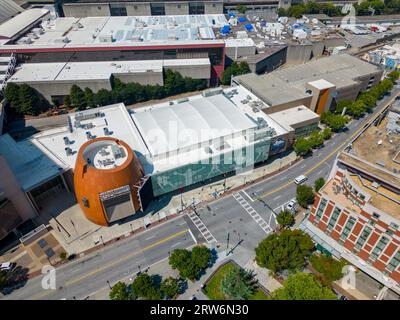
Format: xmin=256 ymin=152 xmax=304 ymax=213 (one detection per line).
xmin=315 ymin=197 xmax=327 ymax=222
xmin=355 ymin=225 xmax=372 ymax=251
xmin=387 ymin=250 xmax=400 ymax=272
xmin=327 ymin=207 xmax=341 ymax=231
xmin=340 ymin=216 xmax=356 ymax=240
xmin=370 ymin=235 xmax=389 ymax=260
xmin=151 ymin=139 xmax=271 ymax=196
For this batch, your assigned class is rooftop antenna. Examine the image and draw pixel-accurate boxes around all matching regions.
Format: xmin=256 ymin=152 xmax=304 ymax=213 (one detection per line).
xmin=368 ymin=6 xmax=375 ymax=16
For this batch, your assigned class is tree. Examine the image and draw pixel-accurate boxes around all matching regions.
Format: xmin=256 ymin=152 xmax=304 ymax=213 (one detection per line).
xmin=0 ymin=270 xmax=8 ymax=290
xmin=169 ymin=246 xmax=211 ymax=281
xmin=358 ymin=92 xmax=377 ymax=112
xmin=321 ymin=127 xmax=332 ymax=140
xmin=271 ymin=272 xmax=337 ymax=300
xmin=308 ymin=130 xmax=324 ymax=149
xmin=293 ymin=137 xmax=312 ymax=156
xmin=4 ymin=83 xmax=21 ymax=111
xmin=347 ymin=100 xmax=366 ymax=118
xmin=296 ymin=184 xmax=315 ymax=208
xmin=63 ymin=95 xmax=71 ymax=108
xmin=314 ymin=177 xmax=325 ymax=192
xmin=255 ymin=230 xmax=314 ymax=274
xmin=84 ymin=87 xmax=95 ymax=108
xmin=221 ymin=62 xmax=251 ymax=85
xmin=335 ymin=100 xmax=352 ymax=115
xmin=109 ymin=281 xmax=130 ymax=300
xmin=93 ymin=89 xmax=114 ymax=107
xmin=236 ymin=4 xmax=247 ymax=14
xmin=309 ymin=254 xmax=347 ymax=283
xmin=19 ymin=84 xmax=44 ymax=116
xmin=276 ymin=210 xmax=295 ymax=230
xmin=69 ymin=84 xmax=86 ymax=110
xmin=387 ymin=70 xmax=400 ymax=82
xmin=130 ymin=273 xmax=161 ymax=300
xmin=320 ymin=112 xmax=347 ymax=132
xmin=221 ymin=266 xmax=257 ymax=300
xmin=160 ymin=277 xmax=180 ymax=299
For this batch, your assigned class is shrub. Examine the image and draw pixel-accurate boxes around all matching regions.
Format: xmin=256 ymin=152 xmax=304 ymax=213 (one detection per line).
xmin=309 ymin=254 xmax=347 ymax=283
xmin=296 ymin=184 xmax=315 ymax=208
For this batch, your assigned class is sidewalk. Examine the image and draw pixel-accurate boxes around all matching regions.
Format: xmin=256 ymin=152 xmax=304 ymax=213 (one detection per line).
xmin=47 ymin=151 xmax=298 ymax=256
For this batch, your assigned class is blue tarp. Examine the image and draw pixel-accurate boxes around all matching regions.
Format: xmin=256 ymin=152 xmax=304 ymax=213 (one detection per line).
xmin=244 ymin=24 xmax=253 ymax=32
xmin=228 ymin=12 xmax=236 ymax=18
xmin=238 ymin=17 xmax=247 ymax=23
xmin=220 ymin=25 xmax=231 ymax=34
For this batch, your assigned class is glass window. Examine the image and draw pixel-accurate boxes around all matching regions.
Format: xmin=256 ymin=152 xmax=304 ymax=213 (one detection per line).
xmin=389 ymin=222 xmax=399 ymax=230
xmin=340 ymin=217 xmax=356 ymax=240
xmin=372 ymin=212 xmax=380 ymax=219
xmin=315 ymin=198 xmax=328 ymax=222
xmin=386 ymin=250 xmax=400 ymax=272
xmin=38 ymin=239 xmax=48 ymax=248
xmin=328 ymin=207 xmax=341 ymax=230
xmin=355 ymin=226 xmax=372 ymax=250
xmin=370 ymin=236 xmax=389 ymax=260
xmin=45 ymin=248 xmax=55 ymax=258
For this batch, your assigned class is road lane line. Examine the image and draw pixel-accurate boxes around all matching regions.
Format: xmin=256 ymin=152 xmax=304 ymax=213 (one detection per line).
xmin=33 ymin=228 xmax=190 ymax=296
xmin=188 ymin=229 xmax=197 ymax=244
xmin=257 ymin=93 xmax=399 ymax=200
xmin=241 ymin=190 xmax=254 ymax=202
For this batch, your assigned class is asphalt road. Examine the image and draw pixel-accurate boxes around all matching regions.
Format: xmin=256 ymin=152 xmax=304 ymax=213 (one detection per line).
xmin=4 ymin=87 xmax=399 ymax=300
xmin=2 ymin=216 xmax=196 ymax=300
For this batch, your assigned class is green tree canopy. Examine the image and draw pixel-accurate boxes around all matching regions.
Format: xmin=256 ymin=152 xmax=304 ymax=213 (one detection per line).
xmin=296 ymin=184 xmax=315 ymax=208
xmin=314 ymin=177 xmax=325 ymax=192
xmin=255 ymin=230 xmax=314 ymax=274
xmin=109 ymin=281 xmax=130 ymax=300
xmin=69 ymin=84 xmax=87 ymax=110
xmin=309 ymin=254 xmax=347 ymax=283
xmin=271 ymin=272 xmax=337 ymax=300
xmin=169 ymin=246 xmax=212 ymax=281
xmin=320 ymin=112 xmax=347 ymax=131
xmin=221 ymin=62 xmax=251 ymax=85
xmin=221 ymin=266 xmax=257 ymax=300
xmin=293 ymin=137 xmax=312 ymax=156
xmin=276 ymin=210 xmax=295 ymax=230
xmin=160 ymin=277 xmax=180 ymax=300
xmin=130 ymin=273 xmax=161 ymax=300
xmin=321 ymin=127 xmax=332 ymax=140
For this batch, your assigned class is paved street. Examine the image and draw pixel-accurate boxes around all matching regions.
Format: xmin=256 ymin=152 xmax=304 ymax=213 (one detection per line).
xmin=3 ymin=87 xmax=399 ymax=300
xmin=2 ymin=216 xmax=196 ymax=300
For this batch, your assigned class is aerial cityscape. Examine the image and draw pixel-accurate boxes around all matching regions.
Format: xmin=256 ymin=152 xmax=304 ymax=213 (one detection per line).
xmin=0 ymin=0 xmax=399 ymax=308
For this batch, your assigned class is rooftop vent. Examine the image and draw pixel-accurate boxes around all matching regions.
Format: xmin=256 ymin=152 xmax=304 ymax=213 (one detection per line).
xmin=65 ymin=147 xmax=73 ymax=156
xmin=86 ymin=131 xmax=92 ymax=140
xmin=63 ymin=136 xmax=70 ymax=145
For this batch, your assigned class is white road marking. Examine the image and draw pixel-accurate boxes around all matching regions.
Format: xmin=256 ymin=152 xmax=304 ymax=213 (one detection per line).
xmin=272 ymin=195 xmax=281 ymax=201
xmin=145 ymin=235 xmax=155 ymax=240
xmin=188 ymin=228 xmax=198 ymax=244
xmin=300 ymin=164 xmax=306 ymax=169
xmin=241 ymin=190 xmax=254 ymax=202
xmin=171 ymin=241 xmax=182 ymax=248
xmin=186 ymin=212 xmax=216 ymax=244
xmin=279 ymin=175 xmax=288 ymax=181
xmin=232 ymin=193 xmax=274 ymax=234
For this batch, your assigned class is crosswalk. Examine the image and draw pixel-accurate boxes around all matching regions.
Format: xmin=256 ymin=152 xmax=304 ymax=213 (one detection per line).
xmin=232 ymin=192 xmax=274 ymax=234
xmin=186 ymin=211 xmax=217 ymax=244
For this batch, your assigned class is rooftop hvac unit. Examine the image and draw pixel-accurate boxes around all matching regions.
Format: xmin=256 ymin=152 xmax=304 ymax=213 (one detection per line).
xmin=63 ymin=136 xmax=70 ymax=145
xmin=86 ymin=131 xmax=92 ymax=140
xmin=65 ymin=147 xmax=73 ymax=156
xmin=202 ymin=87 xmax=223 ymax=97
xmin=177 ymin=97 xmax=189 ymax=103
xmin=99 ymin=34 xmax=113 ymax=43
xmin=103 ymin=127 xmax=111 ymax=136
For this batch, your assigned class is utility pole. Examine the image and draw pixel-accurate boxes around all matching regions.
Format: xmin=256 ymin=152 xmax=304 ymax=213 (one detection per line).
xmin=226 ymin=232 xmax=230 ymax=256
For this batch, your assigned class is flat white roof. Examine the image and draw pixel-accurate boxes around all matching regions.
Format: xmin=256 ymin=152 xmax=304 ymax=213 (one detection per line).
xmin=31 ymin=85 xmax=289 ymax=176
xmin=33 ymin=103 xmax=149 ymax=171
xmin=0 ymin=133 xmax=66 ymax=191
xmin=0 ymin=8 xmax=49 ymax=39
xmin=9 ymin=59 xmax=210 ymax=83
xmin=225 ymin=38 xmax=255 ymax=48
xmin=3 ymin=14 xmax=227 ymax=48
xmin=268 ymin=105 xmax=320 ymax=128
xmin=307 ymin=79 xmax=336 ymax=90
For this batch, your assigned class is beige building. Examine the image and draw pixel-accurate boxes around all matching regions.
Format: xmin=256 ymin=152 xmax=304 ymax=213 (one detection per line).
xmin=233 ymin=54 xmax=384 ymax=115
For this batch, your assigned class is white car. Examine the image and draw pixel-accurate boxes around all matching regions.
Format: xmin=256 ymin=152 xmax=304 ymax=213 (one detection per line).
xmin=294 ymin=175 xmax=308 ymax=185
xmin=286 ymin=200 xmax=297 ymax=213
xmin=0 ymin=262 xmax=14 ymax=271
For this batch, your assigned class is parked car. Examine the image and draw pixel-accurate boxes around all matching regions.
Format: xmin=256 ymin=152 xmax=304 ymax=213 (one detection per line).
xmin=0 ymin=262 xmax=15 ymax=271
xmin=294 ymin=175 xmax=308 ymax=185
xmin=286 ymin=200 xmax=298 ymax=214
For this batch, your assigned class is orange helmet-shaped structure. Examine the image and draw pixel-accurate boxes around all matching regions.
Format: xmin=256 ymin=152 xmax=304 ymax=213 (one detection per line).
xmin=74 ymin=137 xmax=145 ymax=226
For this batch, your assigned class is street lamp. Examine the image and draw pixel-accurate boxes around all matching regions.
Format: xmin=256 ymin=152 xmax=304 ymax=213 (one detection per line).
xmin=106 ymin=280 xmax=112 ymax=289
xmin=130 ymin=223 xmax=133 ymax=232
xmin=168 ymin=251 xmax=171 ymax=258
xmin=100 ymin=235 xmax=105 ymax=246
xmin=138 ymin=265 xmax=141 ymax=274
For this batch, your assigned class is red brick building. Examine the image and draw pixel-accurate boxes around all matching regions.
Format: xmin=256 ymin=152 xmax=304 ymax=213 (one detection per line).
xmin=301 ymin=151 xmax=400 ymax=293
